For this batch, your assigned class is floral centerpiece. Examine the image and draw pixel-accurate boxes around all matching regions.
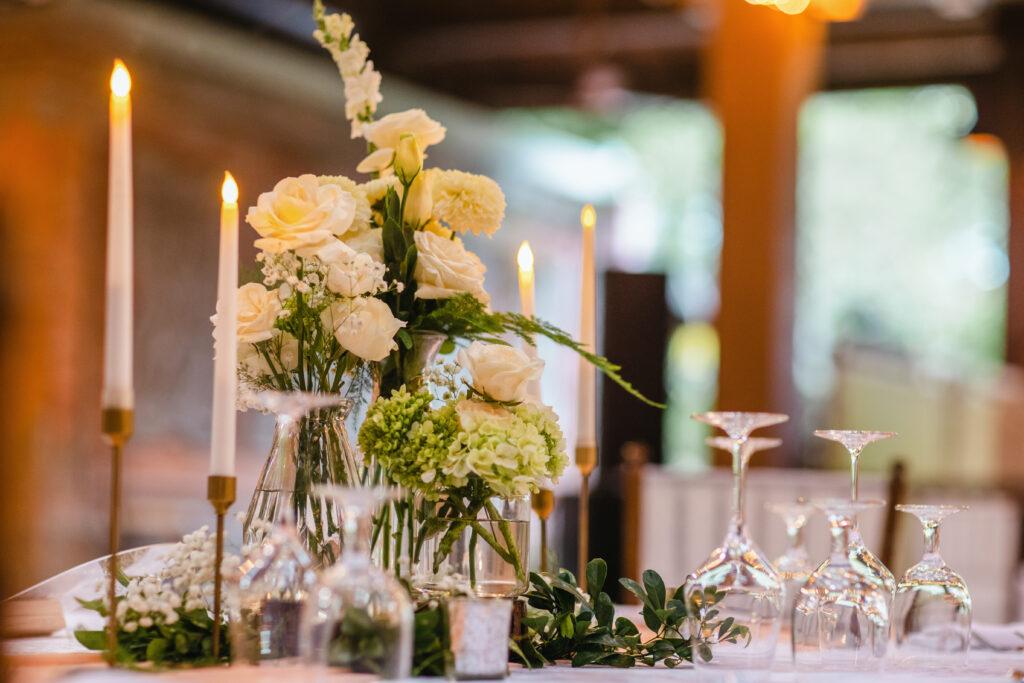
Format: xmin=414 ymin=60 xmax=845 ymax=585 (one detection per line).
xmin=360 ymin=341 xmax=567 ymax=592
xmin=227 ymin=0 xmax=659 ymax=567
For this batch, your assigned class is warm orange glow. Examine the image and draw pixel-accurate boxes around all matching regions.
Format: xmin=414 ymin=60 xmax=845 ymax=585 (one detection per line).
xmin=580 ymin=204 xmax=596 ymax=231
xmin=110 ymin=59 xmax=131 ymax=97
xmin=221 ymin=172 xmax=239 ymax=204
xmin=746 ymin=0 xmax=865 ymax=20
xmin=813 ymin=0 xmax=866 ymax=21
xmin=517 ymin=241 xmax=534 ymax=275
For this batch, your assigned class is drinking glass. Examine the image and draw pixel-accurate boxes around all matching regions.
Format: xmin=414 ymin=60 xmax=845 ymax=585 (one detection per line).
xmin=812 ymin=430 xmax=895 ymax=501
xmin=686 ymin=412 xmax=788 ymax=678
xmin=812 ymin=429 xmax=897 ymax=593
xmin=300 ymin=485 xmax=413 ymax=679
xmin=765 ymin=499 xmax=815 ymax=625
xmin=792 ymin=499 xmax=892 ymax=673
xmin=891 ymin=504 xmax=971 ymax=670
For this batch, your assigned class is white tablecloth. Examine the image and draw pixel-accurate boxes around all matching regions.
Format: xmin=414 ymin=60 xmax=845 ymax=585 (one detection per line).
xmin=6 ymin=636 xmax=1022 ymax=682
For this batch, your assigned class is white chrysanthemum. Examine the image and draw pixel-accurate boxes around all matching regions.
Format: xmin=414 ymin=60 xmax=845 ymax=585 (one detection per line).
xmin=428 ymin=169 xmax=506 ymax=236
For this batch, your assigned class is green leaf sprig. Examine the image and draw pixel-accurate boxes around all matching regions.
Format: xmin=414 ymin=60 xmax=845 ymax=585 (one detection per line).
xmin=512 ymin=559 xmax=748 ymax=669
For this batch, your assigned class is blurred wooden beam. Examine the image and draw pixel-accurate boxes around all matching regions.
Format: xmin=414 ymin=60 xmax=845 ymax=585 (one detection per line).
xmin=705 ymin=0 xmax=825 ymax=459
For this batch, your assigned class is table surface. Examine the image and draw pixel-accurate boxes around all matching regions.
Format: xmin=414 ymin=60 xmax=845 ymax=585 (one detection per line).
xmin=5 ymin=635 xmax=1023 ymax=682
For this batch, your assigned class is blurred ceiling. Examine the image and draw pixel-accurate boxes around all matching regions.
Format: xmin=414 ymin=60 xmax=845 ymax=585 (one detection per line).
xmin=134 ymin=0 xmax=1024 ymax=105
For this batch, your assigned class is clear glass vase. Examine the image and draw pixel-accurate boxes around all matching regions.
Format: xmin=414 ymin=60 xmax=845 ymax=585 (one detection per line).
xmin=413 ymin=496 xmax=530 ymax=598
xmin=243 ymin=393 xmax=363 ymax=567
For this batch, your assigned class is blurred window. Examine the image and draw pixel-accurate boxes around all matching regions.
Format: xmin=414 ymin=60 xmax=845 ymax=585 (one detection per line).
xmin=795 ymin=85 xmax=1010 ymax=415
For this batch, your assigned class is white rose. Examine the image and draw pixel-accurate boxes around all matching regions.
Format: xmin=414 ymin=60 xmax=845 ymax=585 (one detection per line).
xmin=321 ymin=297 xmax=405 ymax=362
xmin=343 ymin=229 xmax=385 ymax=263
xmin=357 ymin=108 xmax=445 ymax=174
xmin=223 ymin=283 xmax=281 ymax=345
xmin=320 ymin=242 xmax=386 ymax=297
xmin=457 ymin=341 xmax=544 ymax=404
xmin=246 ymin=175 xmax=358 ymax=256
xmin=362 ymin=108 xmax=446 ymax=151
xmin=413 ymin=231 xmax=489 ymax=305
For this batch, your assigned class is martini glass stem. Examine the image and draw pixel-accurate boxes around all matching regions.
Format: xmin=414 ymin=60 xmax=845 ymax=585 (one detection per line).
xmin=922 ymin=520 xmax=941 ymax=564
xmin=730 ymin=440 xmax=746 ymax=536
xmin=849 ymin=451 xmax=860 ymax=501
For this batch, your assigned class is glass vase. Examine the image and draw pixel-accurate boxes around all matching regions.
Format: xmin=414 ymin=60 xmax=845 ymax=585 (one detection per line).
xmin=372 ymin=331 xmax=446 ymax=578
xmin=413 ymin=496 xmax=530 ymax=598
xmin=243 ymin=394 xmax=363 ymax=567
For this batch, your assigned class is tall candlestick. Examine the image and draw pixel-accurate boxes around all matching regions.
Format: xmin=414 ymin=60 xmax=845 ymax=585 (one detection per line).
xmin=210 ymin=172 xmax=239 ymax=476
xmin=576 ymin=205 xmax=597 ymax=447
xmin=576 ymin=204 xmax=598 ymax=588
xmin=102 ymin=59 xmax=134 ymax=410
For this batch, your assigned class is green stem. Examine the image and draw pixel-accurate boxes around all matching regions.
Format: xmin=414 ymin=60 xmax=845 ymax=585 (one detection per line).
xmin=486 ymin=499 xmax=526 ymax=585
xmin=468 ymin=529 xmax=478 ymax=590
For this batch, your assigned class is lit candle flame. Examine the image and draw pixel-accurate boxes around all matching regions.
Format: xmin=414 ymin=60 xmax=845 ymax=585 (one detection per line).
xmin=580 ymin=204 xmax=596 ymax=231
xmin=110 ymin=59 xmax=131 ymax=98
xmin=517 ymin=241 xmax=534 ymax=275
xmin=221 ymin=172 xmax=239 ymax=204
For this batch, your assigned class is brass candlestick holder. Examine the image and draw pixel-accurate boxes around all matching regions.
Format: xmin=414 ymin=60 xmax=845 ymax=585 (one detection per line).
xmin=101 ymin=407 xmax=133 ymax=664
xmin=530 ymin=488 xmax=555 ymax=573
xmin=207 ymin=475 xmax=236 ymax=661
xmin=575 ymin=445 xmax=597 ymax=590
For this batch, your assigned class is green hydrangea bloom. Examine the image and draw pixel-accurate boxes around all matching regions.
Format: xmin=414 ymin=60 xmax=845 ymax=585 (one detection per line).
xmin=358 ymin=387 xmax=458 ymax=497
xmin=444 ymin=400 xmax=568 ymax=499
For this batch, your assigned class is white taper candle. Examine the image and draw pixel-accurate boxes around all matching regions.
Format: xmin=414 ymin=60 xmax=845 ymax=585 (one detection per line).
xmin=576 ymin=205 xmax=597 ymax=448
xmin=210 ymin=172 xmax=239 ymax=476
xmin=101 ymin=59 xmax=134 ymax=410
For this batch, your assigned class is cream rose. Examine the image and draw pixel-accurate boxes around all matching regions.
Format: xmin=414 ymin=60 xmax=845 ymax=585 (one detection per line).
xmin=357 ymin=109 xmax=446 ymax=175
xmin=233 ymin=283 xmax=282 ymax=344
xmin=343 ymin=229 xmax=385 ymax=263
xmin=362 ymin=108 xmax=446 ymax=151
xmin=413 ymin=231 xmax=489 ymax=305
xmin=246 ymin=175 xmax=358 ymax=256
xmin=457 ymin=341 xmax=544 ymax=404
xmin=321 ymin=242 xmax=387 ymax=297
xmin=321 ymin=297 xmax=405 ymax=362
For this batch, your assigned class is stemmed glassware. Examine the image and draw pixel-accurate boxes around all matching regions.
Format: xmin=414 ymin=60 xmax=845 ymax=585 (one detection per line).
xmin=891 ymin=504 xmax=971 ymax=670
xmin=300 ymin=485 xmax=413 ymax=679
xmin=813 ymin=430 xmax=895 ymax=502
xmin=765 ymin=498 xmax=815 ymax=624
xmin=792 ymin=429 xmax=897 ymax=672
xmin=686 ymin=411 xmax=788 ymax=676
xmin=792 ymin=499 xmax=892 ymax=672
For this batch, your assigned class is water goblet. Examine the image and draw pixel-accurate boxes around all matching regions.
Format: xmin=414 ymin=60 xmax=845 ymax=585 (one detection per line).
xmin=792 ymin=499 xmax=892 ymax=673
xmin=686 ymin=412 xmax=788 ymax=678
xmin=813 ymin=429 xmax=895 ymax=502
xmin=300 ymin=485 xmax=413 ymax=679
xmin=813 ymin=429 xmax=897 ymax=592
xmin=765 ymin=498 xmax=815 ymax=625
xmin=891 ymin=504 xmax=971 ymax=671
